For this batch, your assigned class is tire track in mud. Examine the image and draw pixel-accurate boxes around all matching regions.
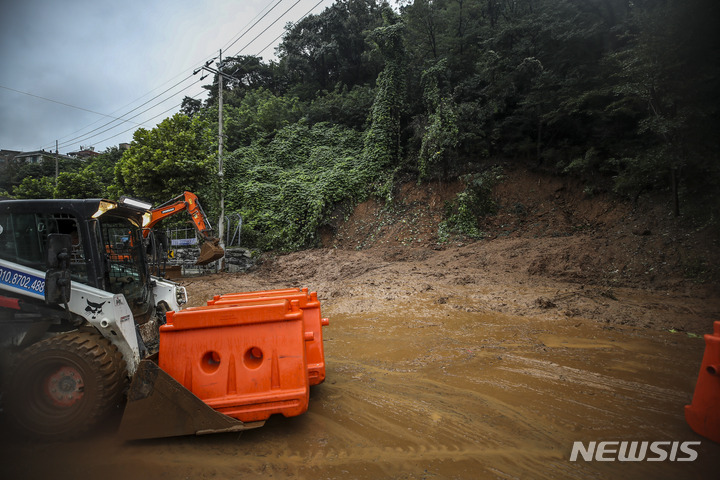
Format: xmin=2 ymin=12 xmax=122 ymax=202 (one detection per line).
xmin=131 ymin=429 xmax=569 ymax=480
xmin=238 ymin=443 xmax=566 ymax=479
xmin=284 ymin=355 xmax=577 ymax=478
xmin=3 ymin=243 xmax=718 ymax=480
xmin=323 ymin=357 xmax=560 ymax=446
xmin=497 ymin=354 xmax=689 ymax=404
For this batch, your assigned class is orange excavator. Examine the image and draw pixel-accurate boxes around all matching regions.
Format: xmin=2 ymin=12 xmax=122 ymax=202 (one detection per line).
xmin=144 ymin=192 xmax=225 ymax=265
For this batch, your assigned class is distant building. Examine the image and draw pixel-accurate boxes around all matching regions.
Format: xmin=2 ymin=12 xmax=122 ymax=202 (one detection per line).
xmin=67 ymin=146 xmax=100 ymax=160
xmin=0 ymin=149 xmax=21 ymax=166
xmin=14 ymin=150 xmax=53 ymax=164
xmin=0 ymin=149 xmax=74 ymax=165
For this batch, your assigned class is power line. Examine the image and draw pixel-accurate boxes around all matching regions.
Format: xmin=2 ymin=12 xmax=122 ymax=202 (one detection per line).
xmin=0 ymin=84 xmax=148 ymax=127
xmin=91 ymin=88 xmax=207 ymax=147
xmin=222 ymin=0 xmax=286 ymax=54
xmin=37 ymin=0 xmax=286 ymax=151
xmin=213 ymin=0 xmax=327 ymax=87
xmin=34 ymin=0 xmax=331 ymax=153
xmin=215 ymin=0 xmax=327 ymax=80
xmin=38 ymin=63 xmax=217 ymax=150
xmin=231 ymin=0 xmax=304 ymax=59
xmin=53 ymin=73 xmax=197 ymax=150
xmin=49 ymin=0 xmax=288 ymax=151
xmin=252 ymin=0 xmax=327 ymax=58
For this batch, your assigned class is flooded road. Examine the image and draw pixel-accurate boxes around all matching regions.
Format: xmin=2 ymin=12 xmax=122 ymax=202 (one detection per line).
xmin=1 ymin=245 xmax=719 ymax=479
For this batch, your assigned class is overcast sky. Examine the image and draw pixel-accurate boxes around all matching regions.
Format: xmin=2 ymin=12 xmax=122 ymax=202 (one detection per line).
xmin=0 ymin=0 xmax=333 ymax=154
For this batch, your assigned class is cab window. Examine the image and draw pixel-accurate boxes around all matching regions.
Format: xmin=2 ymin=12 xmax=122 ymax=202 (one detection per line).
xmin=0 ymin=212 xmax=88 ymax=283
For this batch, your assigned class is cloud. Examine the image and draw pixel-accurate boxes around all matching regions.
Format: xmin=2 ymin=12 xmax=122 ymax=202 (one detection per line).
xmin=0 ymin=0 xmax=332 ymax=153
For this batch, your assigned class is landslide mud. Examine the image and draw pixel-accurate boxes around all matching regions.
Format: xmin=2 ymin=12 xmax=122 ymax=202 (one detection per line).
xmin=1 ymin=244 xmax=718 ymax=480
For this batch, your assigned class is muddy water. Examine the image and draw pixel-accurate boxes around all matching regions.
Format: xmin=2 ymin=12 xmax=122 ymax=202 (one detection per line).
xmin=1 ymin=296 xmax=717 ymax=479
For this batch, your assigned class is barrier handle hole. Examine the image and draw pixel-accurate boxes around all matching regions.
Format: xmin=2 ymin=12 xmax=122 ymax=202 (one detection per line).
xmin=201 ymin=351 xmax=221 ymax=373
xmin=244 ymin=347 xmax=264 ymax=369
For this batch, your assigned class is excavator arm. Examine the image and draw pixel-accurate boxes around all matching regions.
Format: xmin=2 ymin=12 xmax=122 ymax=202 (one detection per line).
xmin=145 ymin=192 xmax=224 ymax=265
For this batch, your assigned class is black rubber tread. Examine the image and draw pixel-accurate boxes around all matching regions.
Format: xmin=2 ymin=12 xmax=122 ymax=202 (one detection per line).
xmin=3 ymin=330 xmax=127 ymax=440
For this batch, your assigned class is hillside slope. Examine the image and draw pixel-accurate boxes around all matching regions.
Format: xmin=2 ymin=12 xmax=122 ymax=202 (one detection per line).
xmin=325 ymin=167 xmax=719 ymax=291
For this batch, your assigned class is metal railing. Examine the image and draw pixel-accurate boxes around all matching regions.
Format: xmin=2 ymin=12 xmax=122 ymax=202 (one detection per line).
xmin=224 ymin=213 xmax=242 ymax=247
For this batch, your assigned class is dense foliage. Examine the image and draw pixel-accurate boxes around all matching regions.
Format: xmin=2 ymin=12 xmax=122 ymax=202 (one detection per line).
xmin=5 ymin=0 xmax=718 ymax=250
xmin=225 ymin=121 xmax=366 ymax=250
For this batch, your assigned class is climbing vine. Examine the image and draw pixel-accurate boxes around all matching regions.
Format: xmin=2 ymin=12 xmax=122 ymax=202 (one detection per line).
xmin=225 ymin=121 xmax=367 ymax=251
xmin=440 ymin=166 xmax=504 ymax=240
xmin=362 ymin=6 xmax=406 ymax=198
xmin=418 ymin=59 xmax=459 ymax=180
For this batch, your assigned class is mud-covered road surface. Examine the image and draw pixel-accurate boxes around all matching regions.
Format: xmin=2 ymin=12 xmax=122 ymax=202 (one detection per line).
xmin=2 ymin=241 xmax=719 ymax=480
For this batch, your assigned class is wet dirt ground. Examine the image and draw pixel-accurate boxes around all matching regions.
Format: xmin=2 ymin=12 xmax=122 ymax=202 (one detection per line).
xmin=1 ymin=242 xmax=718 ymax=480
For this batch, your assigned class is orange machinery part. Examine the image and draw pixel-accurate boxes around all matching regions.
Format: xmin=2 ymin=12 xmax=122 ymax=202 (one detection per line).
xmin=208 ymin=287 xmax=329 ymax=385
xmin=685 ymin=320 xmax=720 ymax=443
xmin=159 ymin=299 xmax=311 ymax=423
xmin=141 ymin=191 xmax=224 ymax=264
xmin=145 ymin=191 xmax=213 ymax=237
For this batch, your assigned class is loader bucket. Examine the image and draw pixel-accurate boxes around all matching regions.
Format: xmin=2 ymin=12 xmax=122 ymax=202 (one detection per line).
xmin=196 ymin=238 xmax=224 ymax=265
xmin=118 ymin=358 xmax=264 ymax=440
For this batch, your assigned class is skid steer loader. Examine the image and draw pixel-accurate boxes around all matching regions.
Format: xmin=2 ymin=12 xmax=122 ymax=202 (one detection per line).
xmin=0 ymin=197 xmax=327 ymax=440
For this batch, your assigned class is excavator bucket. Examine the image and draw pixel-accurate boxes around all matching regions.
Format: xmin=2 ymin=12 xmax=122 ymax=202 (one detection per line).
xmin=196 ymin=238 xmax=224 ymax=265
xmin=118 ymin=358 xmax=264 ymax=440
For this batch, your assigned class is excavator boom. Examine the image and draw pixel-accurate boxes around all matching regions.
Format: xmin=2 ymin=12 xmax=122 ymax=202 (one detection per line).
xmin=146 ymin=192 xmax=224 ymax=265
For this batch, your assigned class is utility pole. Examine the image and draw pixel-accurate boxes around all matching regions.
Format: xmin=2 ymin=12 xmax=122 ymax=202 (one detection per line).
xmin=194 ymin=51 xmax=232 ymax=271
xmin=218 ymin=49 xmax=225 ymax=272
xmin=54 ymin=140 xmax=59 ymax=187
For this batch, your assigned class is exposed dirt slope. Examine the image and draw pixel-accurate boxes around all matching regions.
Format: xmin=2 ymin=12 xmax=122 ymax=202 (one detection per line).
xmin=325 ymin=167 xmax=718 ymax=292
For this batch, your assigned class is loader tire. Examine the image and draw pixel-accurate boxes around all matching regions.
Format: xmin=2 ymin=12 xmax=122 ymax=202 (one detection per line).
xmin=3 ymin=330 xmax=127 ymax=440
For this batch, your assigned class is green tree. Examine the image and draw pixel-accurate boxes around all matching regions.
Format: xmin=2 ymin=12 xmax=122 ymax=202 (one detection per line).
xmin=223 ymin=88 xmax=302 ymax=150
xmin=277 ymin=0 xmax=385 ymax=98
xmin=180 ymin=96 xmax=202 ymax=118
xmin=83 ymin=146 xmax=124 ymax=197
xmin=306 ymin=84 xmax=376 ymax=130
xmin=440 ymin=166 xmax=504 ymax=240
xmin=203 ymin=55 xmax=283 ymax=107
xmin=605 ymin=0 xmax=720 ymax=217
xmin=225 ymin=121 xmax=365 ymax=251
xmin=417 ymin=59 xmax=459 ymax=179
xmin=12 ymin=177 xmax=54 ymax=199
xmin=54 ymin=171 xmax=104 ymax=198
xmin=401 ymin=0 xmax=448 ymax=61
xmin=114 ymin=114 xmax=214 ymax=203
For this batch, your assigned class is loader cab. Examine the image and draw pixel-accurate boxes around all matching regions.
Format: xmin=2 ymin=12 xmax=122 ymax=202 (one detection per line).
xmin=0 ymin=199 xmax=154 ymax=323
xmin=0 ymin=208 xmax=88 ymax=284
xmin=95 ymin=212 xmax=153 ymax=322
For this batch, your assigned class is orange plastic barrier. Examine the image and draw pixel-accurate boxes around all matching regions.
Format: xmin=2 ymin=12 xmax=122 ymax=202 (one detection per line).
xmin=159 ymin=300 xmax=310 ymax=423
xmin=210 ymin=288 xmax=302 ymax=301
xmin=685 ymin=320 xmax=720 ymax=443
xmin=209 ymin=288 xmax=328 ymax=385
